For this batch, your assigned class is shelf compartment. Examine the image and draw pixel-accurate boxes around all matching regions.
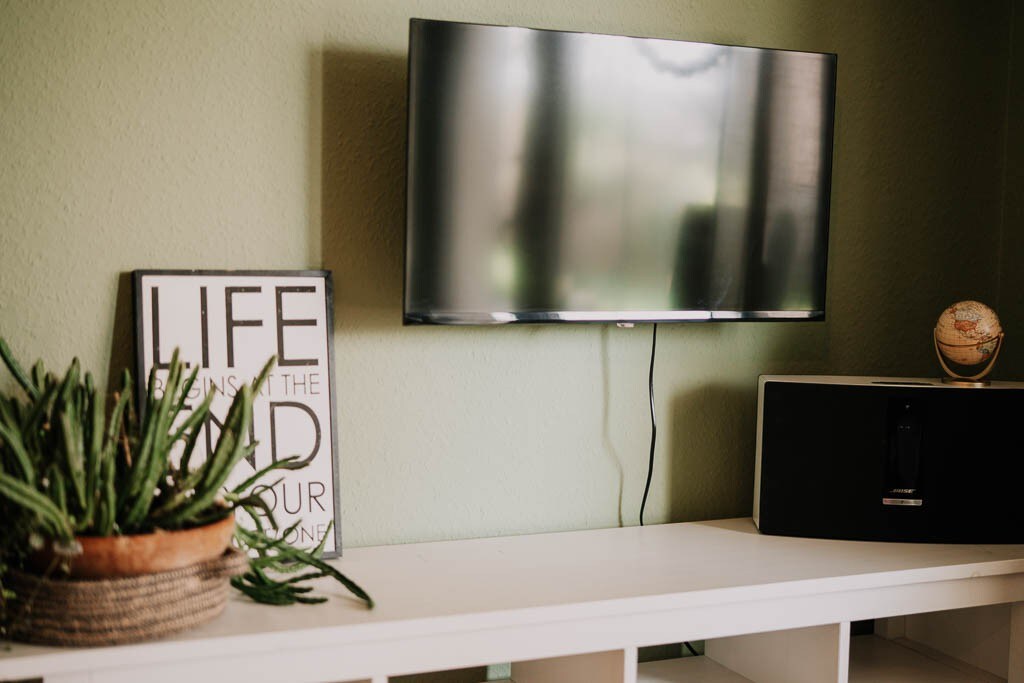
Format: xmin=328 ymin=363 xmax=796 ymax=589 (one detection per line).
xmin=874 ymin=603 xmax=1024 ymax=681
xmin=389 ymin=666 xmax=488 ymax=683
xmin=637 ymin=623 xmax=848 ymax=683
xmin=705 ymin=623 xmax=849 ymax=683
xmin=512 ymin=648 xmax=637 ymax=683
xmin=638 ymin=656 xmax=753 ymax=682
xmin=850 ymin=635 xmax=1004 ymax=682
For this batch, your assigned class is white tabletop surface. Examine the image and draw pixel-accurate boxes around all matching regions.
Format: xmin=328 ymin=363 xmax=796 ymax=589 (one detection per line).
xmin=3 ymin=518 xmax=1024 ymax=678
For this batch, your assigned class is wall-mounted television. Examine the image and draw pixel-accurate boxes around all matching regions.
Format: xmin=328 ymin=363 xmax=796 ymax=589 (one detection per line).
xmin=404 ymin=19 xmax=837 ymax=325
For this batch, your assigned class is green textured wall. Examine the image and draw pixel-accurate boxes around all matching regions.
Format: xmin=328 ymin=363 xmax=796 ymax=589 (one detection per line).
xmin=0 ymin=0 xmax=1017 ymax=548
xmin=999 ymin=2 xmax=1023 ymax=377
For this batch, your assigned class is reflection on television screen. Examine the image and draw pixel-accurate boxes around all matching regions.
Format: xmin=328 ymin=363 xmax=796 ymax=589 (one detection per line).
xmin=405 ymin=19 xmax=836 ymax=324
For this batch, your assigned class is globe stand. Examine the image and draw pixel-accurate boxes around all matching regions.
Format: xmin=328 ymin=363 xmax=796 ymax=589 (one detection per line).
xmin=933 ymin=330 xmax=1004 ymax=386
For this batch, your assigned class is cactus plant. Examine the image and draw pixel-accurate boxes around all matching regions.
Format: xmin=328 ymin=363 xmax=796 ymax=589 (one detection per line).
xmin=0 ymin=340 xmax=371 ymax=637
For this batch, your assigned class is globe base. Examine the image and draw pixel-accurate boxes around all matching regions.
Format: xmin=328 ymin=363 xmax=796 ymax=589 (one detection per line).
xmin=940 ymin=377 xmax=990 ymax=388
xmin=933 ymin=331 xmax=1004 ymax=383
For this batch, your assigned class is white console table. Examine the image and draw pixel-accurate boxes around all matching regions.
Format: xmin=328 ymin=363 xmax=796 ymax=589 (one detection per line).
xmin=3 ymin=518 xmax=1023 ymax=683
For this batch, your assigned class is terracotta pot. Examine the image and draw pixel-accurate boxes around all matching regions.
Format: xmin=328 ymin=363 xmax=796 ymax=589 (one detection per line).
xmin=31 ymin=514 xmax=236 ymax=579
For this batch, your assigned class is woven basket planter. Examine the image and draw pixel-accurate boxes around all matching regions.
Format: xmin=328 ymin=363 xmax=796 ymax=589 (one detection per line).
xmin=4 ymin=549 xmax=248 ymax=647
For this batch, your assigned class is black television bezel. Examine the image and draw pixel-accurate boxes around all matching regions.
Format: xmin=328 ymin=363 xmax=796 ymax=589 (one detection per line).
xmin=403 ymin=18 xmax=837 ymax=326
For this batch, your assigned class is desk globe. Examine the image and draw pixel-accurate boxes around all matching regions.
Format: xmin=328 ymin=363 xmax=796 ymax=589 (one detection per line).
xmin=934 ymin=300 xmax=1004 ymax=385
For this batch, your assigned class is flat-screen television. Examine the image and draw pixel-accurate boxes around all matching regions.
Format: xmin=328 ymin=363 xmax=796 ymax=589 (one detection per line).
xmin=405 ymin=19 xmax=837 ymax=324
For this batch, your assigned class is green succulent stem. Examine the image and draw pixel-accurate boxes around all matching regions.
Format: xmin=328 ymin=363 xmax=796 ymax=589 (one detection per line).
xmin=0 ymin=340 xmax=372 ymax=617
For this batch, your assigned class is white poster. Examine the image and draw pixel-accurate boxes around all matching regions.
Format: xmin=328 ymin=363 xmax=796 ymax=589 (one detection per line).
xmin=133 ymin=270 xmax=341 ymax=556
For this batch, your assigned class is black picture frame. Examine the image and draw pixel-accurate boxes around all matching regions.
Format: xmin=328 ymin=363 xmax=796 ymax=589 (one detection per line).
xmin=131 ymin=269 xmax=343 ymax=557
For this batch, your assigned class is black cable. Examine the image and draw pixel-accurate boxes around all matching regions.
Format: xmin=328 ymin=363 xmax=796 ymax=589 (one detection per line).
xmin=639 ymin=323 xmax=657 ymax=526
xmin=636 ymin=324 xmax=699 ymax=658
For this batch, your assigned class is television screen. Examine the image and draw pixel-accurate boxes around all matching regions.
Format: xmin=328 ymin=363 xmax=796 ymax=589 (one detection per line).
xmin=405 ymin=19 xmax=836 ymax=324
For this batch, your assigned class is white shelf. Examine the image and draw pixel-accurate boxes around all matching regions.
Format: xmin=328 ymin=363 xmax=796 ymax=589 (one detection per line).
xmin=1 ymin=518 xmax=1022 ymax=683
xmin=638 ymin=657 xmax=753 ymax=683
xmin=850 ymin=635 xmax=1005 ymax=682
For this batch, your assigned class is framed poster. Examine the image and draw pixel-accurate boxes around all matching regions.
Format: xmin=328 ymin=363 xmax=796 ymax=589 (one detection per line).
xmin=132 ymin=270 xmax=342 ymax=556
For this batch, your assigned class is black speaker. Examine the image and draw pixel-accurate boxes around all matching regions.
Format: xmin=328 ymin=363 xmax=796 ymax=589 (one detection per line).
xmin=754 ymin=375 xmax=1024 ymax=543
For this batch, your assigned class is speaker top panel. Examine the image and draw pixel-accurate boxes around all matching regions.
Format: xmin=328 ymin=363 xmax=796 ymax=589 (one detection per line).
xmin=758 ymin=375 xmax=1024 ymax=390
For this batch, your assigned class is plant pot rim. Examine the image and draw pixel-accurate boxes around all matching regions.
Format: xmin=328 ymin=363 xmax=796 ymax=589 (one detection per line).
xmin=32 ymin=513 xmax=237 ymax=579
xmin=73 ymin=512 xmax=235 ymax=540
